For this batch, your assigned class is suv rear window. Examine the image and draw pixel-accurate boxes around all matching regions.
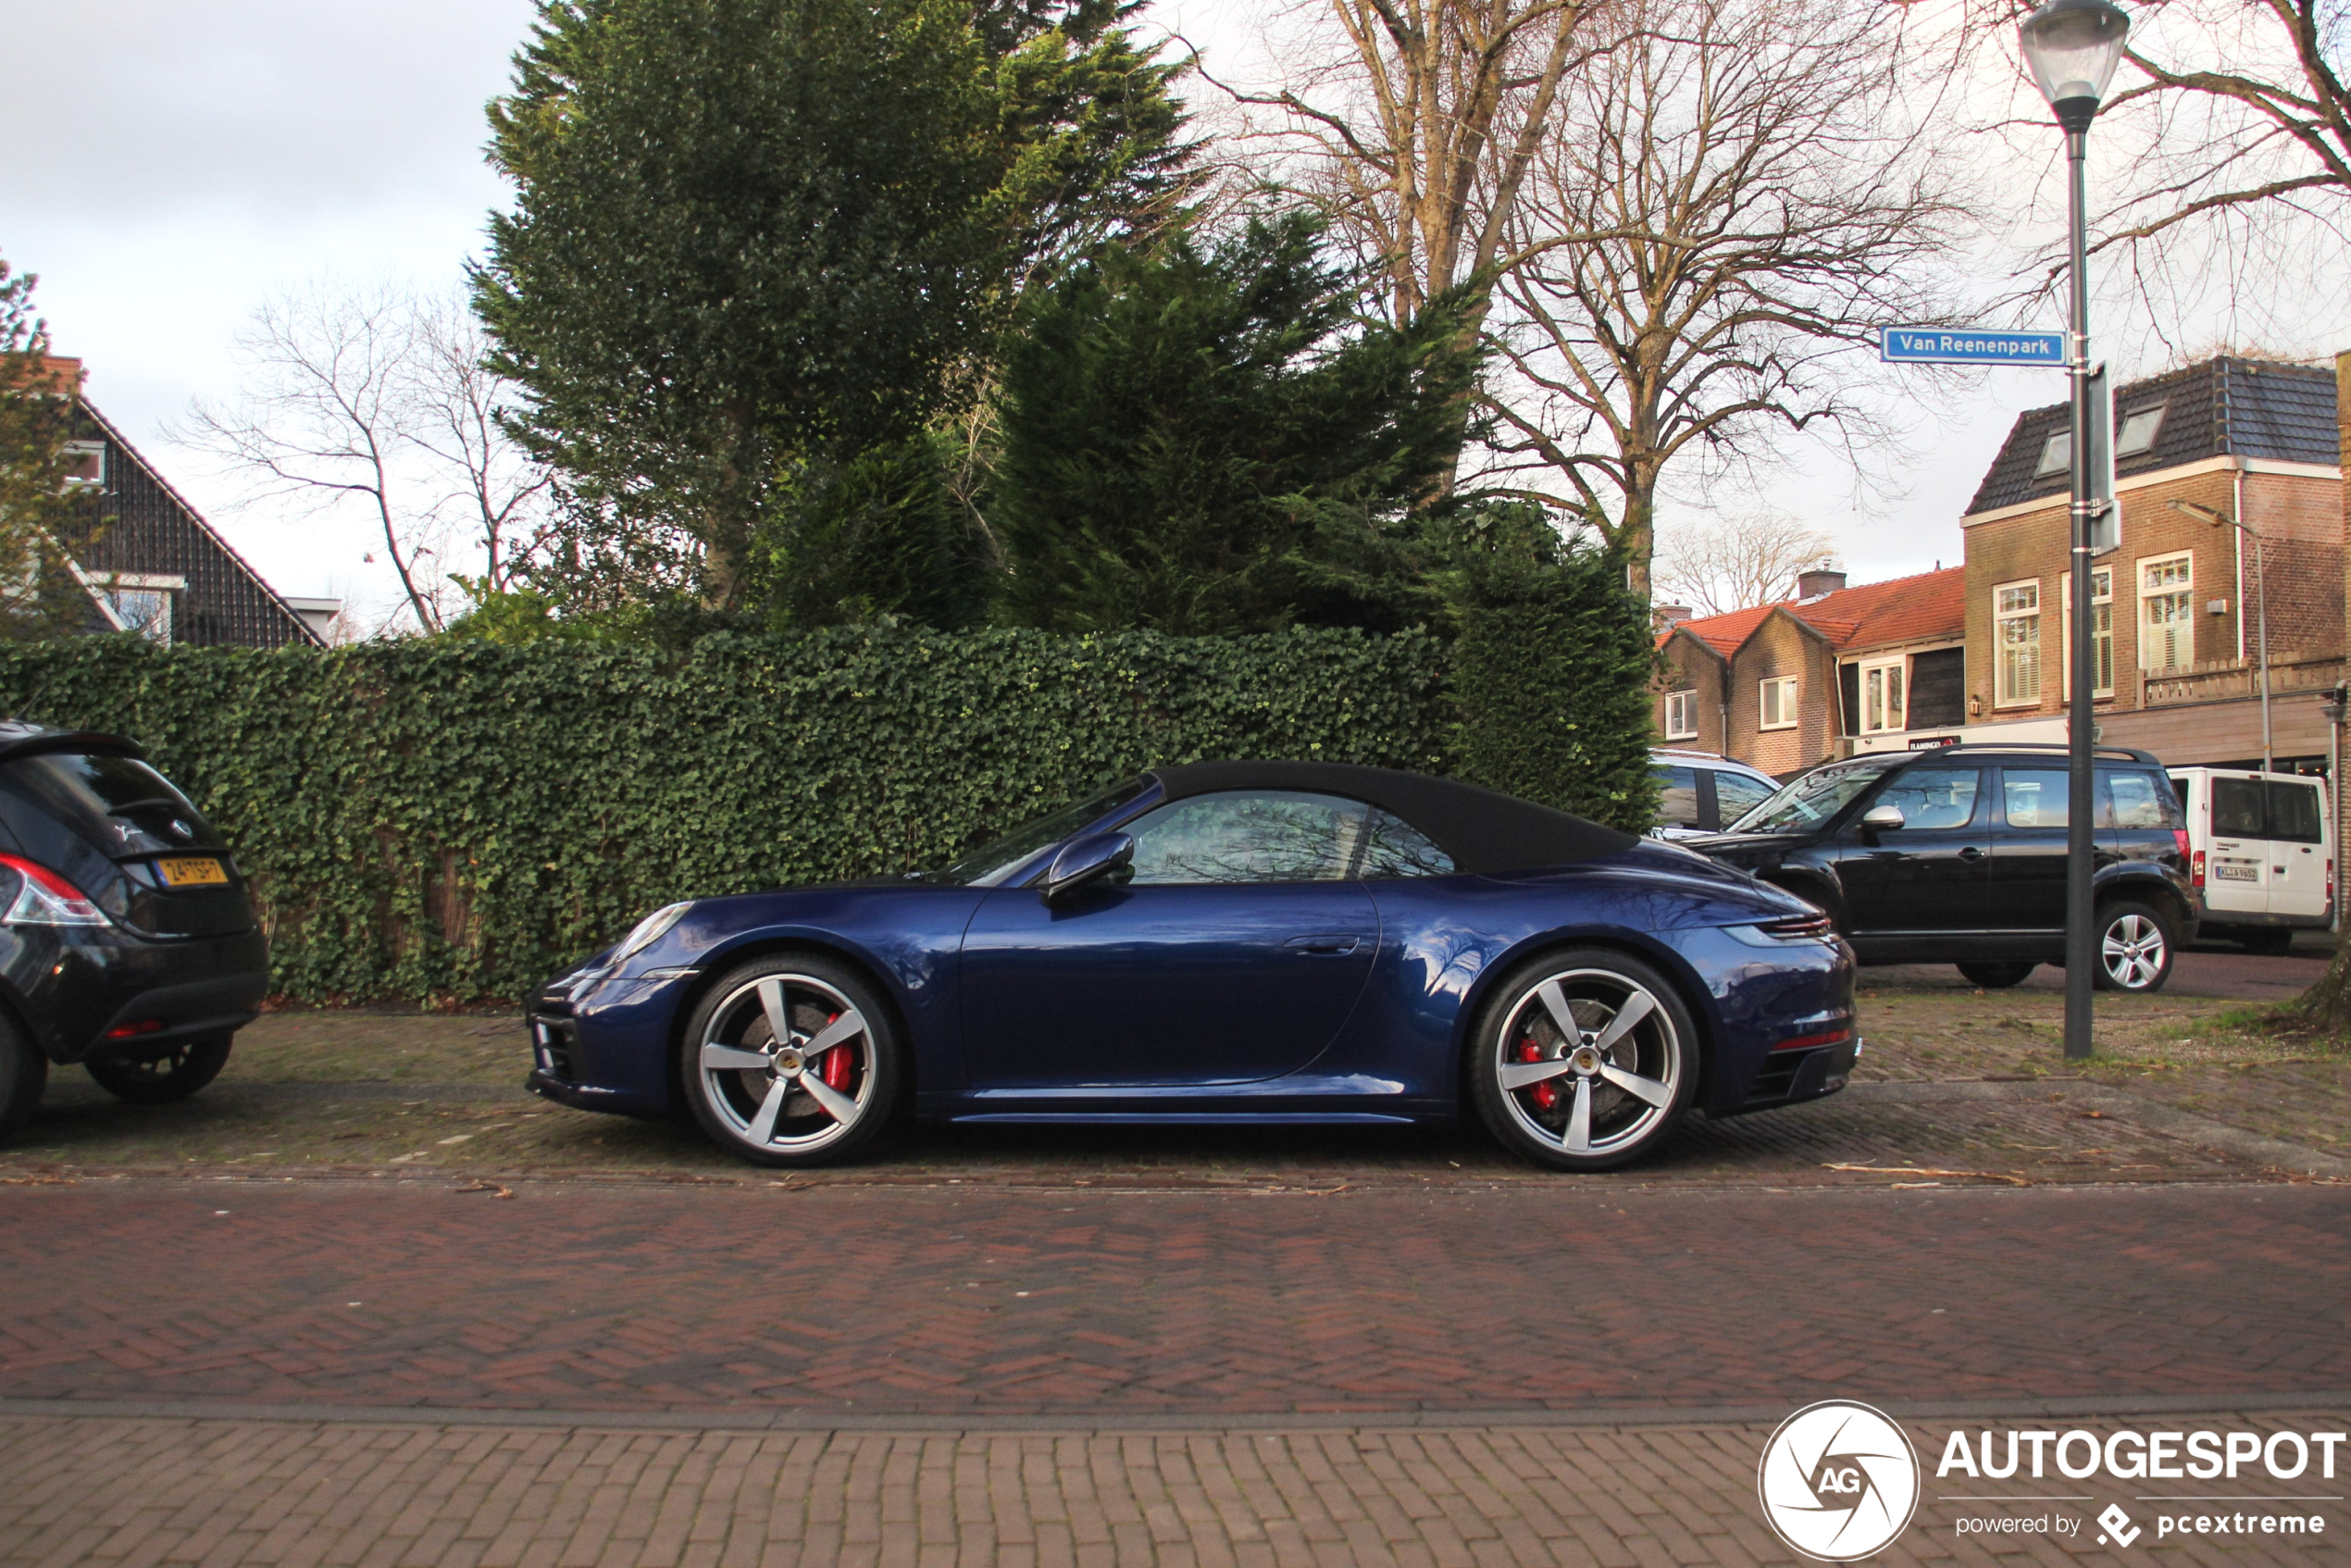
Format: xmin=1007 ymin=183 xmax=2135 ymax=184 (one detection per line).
xmin=0 ymin=752 xmax=218 ymax=856
xmin=2106 ymin=768 xmax=2183 ymax=829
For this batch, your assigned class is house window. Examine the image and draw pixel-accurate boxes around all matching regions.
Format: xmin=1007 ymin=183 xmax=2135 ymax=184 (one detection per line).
xmin=109 ymin=589 xmax=172 ymax=646
xmin=61 ymin=441 xmax=105 ymax=487
xmin=1859 ymin=657 xmax=1907 ymax=734
xmin=1662 ymin=689 xmax=1698 ymax=740
xmin=2114 ymin=403 xmax=2166 ymax=458
xmin=1995 ymin=579 xmax=2041 ymax=706
xmin=2060 ymin=567 xmax=2116 ymax=698
xmin=2034 ymin=432 xmax=2070 ymax=478
xmin=1758 ymin=676 xmax=1799 ymax=730
xmin=2139 ymin=553 xmax=2194 ymax=671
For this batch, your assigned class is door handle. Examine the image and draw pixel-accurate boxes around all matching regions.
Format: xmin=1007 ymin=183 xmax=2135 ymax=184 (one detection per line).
xmin=1286 ymin=934 xmax=1361 ymax=955
xmin=1958 ymin=846 xmax=1985 ymax=861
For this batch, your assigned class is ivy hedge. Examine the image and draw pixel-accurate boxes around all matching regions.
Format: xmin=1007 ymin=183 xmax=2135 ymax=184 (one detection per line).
xmin=0 ymin=628 xmax=1458 ymax=1002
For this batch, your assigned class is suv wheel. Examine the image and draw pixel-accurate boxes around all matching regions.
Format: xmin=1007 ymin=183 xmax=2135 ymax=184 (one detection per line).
xmin=1956 ymin=961 xmax=2036 ymax=989
xmin=2094 ymin=901 xmax=2175 ymax=993
xmin=86 ymin=1037 xmax=232 ymax=1103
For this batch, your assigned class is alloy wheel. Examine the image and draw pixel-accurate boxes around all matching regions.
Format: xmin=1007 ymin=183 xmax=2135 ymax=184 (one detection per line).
xmin=2099 ymin=913 xmax=2167 ymax=989
xmin=695 ymin=972 xmax=876 ymax=1156
xmin=1492 ymin=967 xmax=1682 ymax=1159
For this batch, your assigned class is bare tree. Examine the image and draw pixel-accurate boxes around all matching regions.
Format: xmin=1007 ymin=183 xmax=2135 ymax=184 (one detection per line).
xmin=176 ymin=284 xmax=548 ymax=635
xmin=1479 ymin=0 xmax=1967 ymax=596
xmin=1653 ymin=511 xmax=1838 ymax=615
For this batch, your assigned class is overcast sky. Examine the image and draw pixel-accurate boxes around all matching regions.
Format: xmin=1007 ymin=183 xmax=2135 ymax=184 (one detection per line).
xmin=1 ymin=0 xmax=2339 ymax=624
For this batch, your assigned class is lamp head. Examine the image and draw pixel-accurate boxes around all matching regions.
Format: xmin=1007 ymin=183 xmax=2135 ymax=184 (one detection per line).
xmin=2020 ymin=0 xmax=2130 ymax=130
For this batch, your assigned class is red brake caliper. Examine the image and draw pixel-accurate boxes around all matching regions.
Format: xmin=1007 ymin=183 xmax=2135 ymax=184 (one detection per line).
xmin=1518 ymin=1038 xmax=1558 ymax=1111
xmin=820 ymin=1012 xmax=854 ymax=1089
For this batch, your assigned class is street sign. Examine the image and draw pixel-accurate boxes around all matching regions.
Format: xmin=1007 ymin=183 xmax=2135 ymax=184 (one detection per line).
xmin=1878 ymin=327 xmax=2067 ymax=366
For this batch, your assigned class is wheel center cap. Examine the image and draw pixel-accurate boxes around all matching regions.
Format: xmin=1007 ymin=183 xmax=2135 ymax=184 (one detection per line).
xmin=1570 ymin=1045 xmax=1603 ymax=1076
xmin=771 ymin=1046 xmax=804 ymax=1076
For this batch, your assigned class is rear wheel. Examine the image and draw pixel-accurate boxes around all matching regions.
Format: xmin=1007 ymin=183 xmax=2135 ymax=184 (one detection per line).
xmin=1468 ymin=949 xmax=1697 ymax=1172
xmin=2094 ymin=901 xmax=2176 ymax=993
xmin=0 ymin=1014 xmax=45 ymax=1135
xmin=85 ymin=1037 xmax=231 ymax=1103
xmin=2239 ymin=929 xmax=2295 ymax=957
xmin=1956 ymin=961 xmax=2036 ymax=989
xmin=681 ymin=955 xmax=900 ymax=1166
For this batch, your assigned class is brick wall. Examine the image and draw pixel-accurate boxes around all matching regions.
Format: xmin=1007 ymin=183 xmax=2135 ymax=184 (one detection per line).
xmin=1656 ymin=636 xmax=1726 ymax=753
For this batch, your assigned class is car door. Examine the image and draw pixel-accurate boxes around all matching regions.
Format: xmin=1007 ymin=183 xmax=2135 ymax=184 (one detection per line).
xmin=958 ymin=790 xmax=1380 ymax=1089
xmin=1652 ymin=765 xmax=1702 ymax=832
xmin=2205 ymin=774 xmax=2270 ymax=917
xmin=1833 ymin=765 xmax=1990 ymax=936
xmin=1709 ymin=767 xmax=1774 ymax=833
xmin=2264 ymin=777 xmax=2328 ymax=919
xmin=1986 ymin=766 xmax=2102 ymax=933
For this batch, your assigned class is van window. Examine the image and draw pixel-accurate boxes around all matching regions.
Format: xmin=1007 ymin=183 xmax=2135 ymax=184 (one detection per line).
xmin=2267 ymin=779 xmax=2324 ymax=844
xmin=2211 ymin=777 xmax=2266 ymax=838
xmin=2106 ymin=769 xmax=2183 ymax=829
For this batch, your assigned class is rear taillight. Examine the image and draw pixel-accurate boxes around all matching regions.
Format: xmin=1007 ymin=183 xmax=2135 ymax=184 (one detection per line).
xmin=1757 ymin=913 xmax=1835 ymax=940
xmin=0 ymin=854 xmax=108 ymax=927
xmin=2191 ymin=850 xmax=2207 ymax=889
xmin=2173 ymin=828 xmax=2191 ymax=859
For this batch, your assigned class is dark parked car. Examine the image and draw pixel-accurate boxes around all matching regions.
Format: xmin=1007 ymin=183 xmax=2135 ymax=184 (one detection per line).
xmin=1649 ymin=748 xmax=1780 ymax=839
xmin=528 ymin=761 xmax=1860 ymax=1173
xmin=0 ymin=724 xmax=269 ymax=1135
xmin=1683 ymin=744 xmax=2195 ymax=992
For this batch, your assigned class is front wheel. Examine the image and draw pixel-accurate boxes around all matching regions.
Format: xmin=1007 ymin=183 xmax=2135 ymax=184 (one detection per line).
xmin=85 ymin=1037 xmax=230 ymax=1103
xmin=680 ymin=955 xmax=901 ymax=1166
xmin=2094 ymin=901 xmax=2176 ymax=993
xmin=1468 ymin=949 xmax=1697 ymax=1172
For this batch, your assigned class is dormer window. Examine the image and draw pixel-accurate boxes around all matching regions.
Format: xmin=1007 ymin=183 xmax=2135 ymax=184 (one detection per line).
xmin=2114 ymin=403 xmax=2166 ymax=458
xmin=60 ymin=441 xmax=105 ymax=487
xmin=2034 ymin=431 xmax=2070 ymax=477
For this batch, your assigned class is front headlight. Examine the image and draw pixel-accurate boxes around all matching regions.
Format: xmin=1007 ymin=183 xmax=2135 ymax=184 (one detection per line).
xmin=610 ymin=902 xmax=690 ymax=966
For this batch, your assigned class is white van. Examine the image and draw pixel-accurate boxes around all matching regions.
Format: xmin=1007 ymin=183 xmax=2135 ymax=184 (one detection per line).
xmin=2167 ymin=767 xmax=2333 ymax=953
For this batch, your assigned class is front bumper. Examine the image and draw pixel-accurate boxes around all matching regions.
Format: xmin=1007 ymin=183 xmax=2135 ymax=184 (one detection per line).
xmin=1723 ymin=1035 xmax=1859 ymax=1114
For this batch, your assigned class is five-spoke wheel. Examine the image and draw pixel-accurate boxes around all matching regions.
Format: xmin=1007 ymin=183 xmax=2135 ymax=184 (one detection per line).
xmin=681 ymin=956 xmax=900 ymax=1165
xmin=1468 ymin=950 xmax=1695 ymax=1171
xmin=2093 ymin=901 xmax=2175 ymax=993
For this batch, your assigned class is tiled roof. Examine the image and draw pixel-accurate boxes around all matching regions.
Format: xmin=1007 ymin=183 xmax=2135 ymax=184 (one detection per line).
xmin=1964 ymin=357 xmax=2339 ymax=516
xmin=1663 ymin=566 xmax=1965 ymax=658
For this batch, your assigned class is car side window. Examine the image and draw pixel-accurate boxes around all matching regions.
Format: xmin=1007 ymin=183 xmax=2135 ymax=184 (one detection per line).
xmin=1652 ymin=765 xmax=1699 ymax=828
xmin=1712 ymin=770 xmax=1773 ymax=823
xmin=2001 ymin=768 xmax=2070 ymax=829
xmin=1355 ymin=808 xmax=1455 ymax=878
xmin=1123 ymin=790 xmax=1370 ymax=885
xmin=2268 ymin=780 xmax=2324 ymax=843
xmin=2211 ymin=778 xmax=2266 ymax=838
xmin=1872 ymin=767 xmax=1981 ymax=830
xmin=2105 ymin=769 xmax=2182 ymax=829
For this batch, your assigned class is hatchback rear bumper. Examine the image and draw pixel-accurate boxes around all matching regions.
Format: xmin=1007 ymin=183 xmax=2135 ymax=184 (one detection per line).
xmin=2 ymin=923 xmax=269 ymax=1063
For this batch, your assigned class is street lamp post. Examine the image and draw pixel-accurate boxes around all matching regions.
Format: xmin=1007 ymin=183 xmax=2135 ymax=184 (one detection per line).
xmin=2020 ymin=0 xmax=2129 ymax=1063
xmin=2171 ymin=497 xmax=2271 ymax=772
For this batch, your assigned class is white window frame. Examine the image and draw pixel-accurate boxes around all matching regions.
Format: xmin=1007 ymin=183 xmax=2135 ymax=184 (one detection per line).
xmin=60 ymin=440 xmax=105 ymax=488
xmin=2137 ymin=551 xmax=2195 ymax=672
xmin=1662 ymin=689 xmax=1698 ymax=740
xmin=1994 ymin=578 xmax=2042 ymax=708
xmin=2034 ymin=431 xmax=2070 ymax=477
xmin=2113 ymin=403 xmax=2165 ymax=458
xmin=1758 ymin=676 xmax=1799 ymax=731
xmin=1855 ymin=656 xmax=1908 ymax=735
xmin=2059 ymin=567 xmax=2116 ymax=699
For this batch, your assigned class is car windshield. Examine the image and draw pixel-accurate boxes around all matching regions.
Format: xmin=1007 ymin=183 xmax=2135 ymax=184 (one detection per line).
xmin=1726 ymin=757 xmax=1897 ymax=834
xmin=924 ymin=777 xmax=1155 ymax=886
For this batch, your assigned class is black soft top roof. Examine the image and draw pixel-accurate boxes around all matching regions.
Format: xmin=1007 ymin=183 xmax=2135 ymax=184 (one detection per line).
xmin=1148 ymin=760 xmax=1636 ymax=875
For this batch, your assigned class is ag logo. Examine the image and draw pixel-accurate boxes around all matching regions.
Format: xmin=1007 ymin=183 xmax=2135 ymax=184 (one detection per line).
xmin=1757 ymin=1400 xmax=1922 ymax=1561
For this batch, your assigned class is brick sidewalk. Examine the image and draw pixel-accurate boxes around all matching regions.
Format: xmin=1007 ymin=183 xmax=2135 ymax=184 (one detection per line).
xmin=5 ymin=1182 xmax=2346 ymax=1416
xmin=4 ymin=1408 xmax=2343 ymax=1567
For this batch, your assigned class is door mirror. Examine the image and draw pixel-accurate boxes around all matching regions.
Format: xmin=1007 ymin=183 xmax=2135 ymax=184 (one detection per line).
xmin=1039 ymin=832 xmax=1135 ymax=902
xmin=1860 ymin=803 xmax=1906 ymax=831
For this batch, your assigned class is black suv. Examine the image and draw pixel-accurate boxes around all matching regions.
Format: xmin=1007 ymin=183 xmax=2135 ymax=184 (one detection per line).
xmin=0 ymin=724 xmax=269 ymax=1135
xmin=1685 ymin=744 xmax=2195 ymax=992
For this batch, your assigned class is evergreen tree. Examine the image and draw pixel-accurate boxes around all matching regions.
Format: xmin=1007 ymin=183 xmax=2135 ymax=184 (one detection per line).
xmin=989 ymin=213 xmax=1473 ymax=635
xmin=0 ymin=258 xmax=107 ymax=641
xmin=475 ymin=0 xmax=1188 ymax=620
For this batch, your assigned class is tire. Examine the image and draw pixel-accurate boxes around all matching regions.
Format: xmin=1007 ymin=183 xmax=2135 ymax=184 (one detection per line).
xmin=1467 ymin=948 xmax=1698 ymax=1172
xmin=0 ymin=1014 xmax=46 ymax=1136
xmin=680 ymin=954 xmax=901 ymax=1167
xmin=1956 ymin=961 xmax=2037 ymax=989
xmin=2240 ymin=929 xmax=2295 ymax=957
xmin=2093 ymin=900 xmax=2176 ymax=993
xmin=85 ymin=1037 xmax=232 ymax=1103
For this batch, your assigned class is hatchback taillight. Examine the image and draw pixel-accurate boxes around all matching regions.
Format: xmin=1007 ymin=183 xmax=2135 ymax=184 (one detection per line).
xmin=0 ymin=854 xmax=109 ymax=927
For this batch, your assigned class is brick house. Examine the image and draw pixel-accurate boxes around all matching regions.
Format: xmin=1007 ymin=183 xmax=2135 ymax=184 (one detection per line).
xmin=1655 ymin=566 xmax=1966 ymax=777
xmin=1953 ymin=356 xmax=2343 ymax=767
xmin=38 ymin=357 xmax=329 ymax=649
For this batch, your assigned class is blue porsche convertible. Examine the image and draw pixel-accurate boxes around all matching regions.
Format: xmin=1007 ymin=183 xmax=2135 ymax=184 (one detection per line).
xmin=526 ymin=761 xmax=1857 ymax=1171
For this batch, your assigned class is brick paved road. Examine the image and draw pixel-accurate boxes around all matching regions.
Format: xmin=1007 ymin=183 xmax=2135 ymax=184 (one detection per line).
xmin=5 ymin=1410 xmax=2345 ymax=1567
xmin=4 ymin=1181 xmax=2345 ymax=1417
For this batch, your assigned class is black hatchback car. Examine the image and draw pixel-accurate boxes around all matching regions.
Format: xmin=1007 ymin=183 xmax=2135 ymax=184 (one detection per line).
xmin=0 ymin=723 xmax=269 ymax=1134
xmin=1684 ymin=744 xmax=2196 ymax=992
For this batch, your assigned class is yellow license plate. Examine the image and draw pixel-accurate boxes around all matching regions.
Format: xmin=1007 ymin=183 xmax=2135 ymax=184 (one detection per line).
xmin=156 ymin=856 xmax=229 ymax=888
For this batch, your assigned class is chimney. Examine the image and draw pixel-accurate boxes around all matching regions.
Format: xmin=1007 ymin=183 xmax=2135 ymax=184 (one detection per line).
xmin=1654 ymin=604 xmax=1693 ymax=629
xmin=1796 ymin=566 xmax=1847 ymax=599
